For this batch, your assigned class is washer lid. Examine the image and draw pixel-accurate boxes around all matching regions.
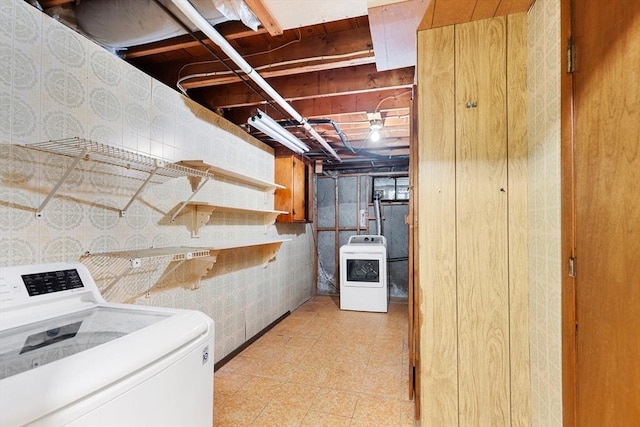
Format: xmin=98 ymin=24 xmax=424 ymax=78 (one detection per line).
xmin=0 ymin=306 xmax=170 ymax=380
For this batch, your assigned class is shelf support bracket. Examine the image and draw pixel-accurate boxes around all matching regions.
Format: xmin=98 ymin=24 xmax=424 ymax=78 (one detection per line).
xmin=262 ymin=242 xmax=283 ymax=267
xmin=171 ymin=176 xmax=211 ymax=223
xmin=264 ymin=212 xmax=280 ymax=234
xmin=36 ymin=147 xmax=88 ymax=218
xmin=120 ymin=160 xmax=164 ymax=217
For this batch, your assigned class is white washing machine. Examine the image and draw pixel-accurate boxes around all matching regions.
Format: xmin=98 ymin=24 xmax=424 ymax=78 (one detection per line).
xmin=0 ymin=262 xmax=214 ymax=427
xmin=339 ymin=235 xmax=388 ymax=313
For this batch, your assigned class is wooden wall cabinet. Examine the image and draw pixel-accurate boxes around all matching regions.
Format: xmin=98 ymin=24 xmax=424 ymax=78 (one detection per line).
xmin=274 ymin=155 xmax=309 ymax=223
xmin=416 ymin=14 xmax=529 ymax=427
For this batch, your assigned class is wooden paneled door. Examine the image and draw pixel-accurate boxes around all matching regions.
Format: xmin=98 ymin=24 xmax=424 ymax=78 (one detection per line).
xmin=416 ymin=14 xmax=529 ymax=426
xmin=567 ymin=0 xmax=640 ymax=424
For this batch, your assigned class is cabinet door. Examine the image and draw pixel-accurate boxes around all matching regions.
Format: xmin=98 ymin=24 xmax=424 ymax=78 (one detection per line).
xmin=455 ymin=17 xmax=509 ymax=427
xmin=290 ymin=156 xmax=306 ymax=221
xmin=275 ymin=155 xmax=307 ymax=222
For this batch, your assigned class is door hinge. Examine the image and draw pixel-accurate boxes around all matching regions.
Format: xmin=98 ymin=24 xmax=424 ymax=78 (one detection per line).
xmin=568 ymin=256 xmax=577 ymax=278
xmin=567 ymin=38 xmax=576 ymax=74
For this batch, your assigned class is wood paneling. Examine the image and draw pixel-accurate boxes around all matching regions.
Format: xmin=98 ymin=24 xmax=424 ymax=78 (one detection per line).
xmin=417 ymin=25 xmax=458 ymax=427
xmin=455 ymin=16 xmax=509 ymax=427
xmin=506 ymin=13 xmax=531 ymax=427
xmin=416 ymin=14 xmax=530 ymax=426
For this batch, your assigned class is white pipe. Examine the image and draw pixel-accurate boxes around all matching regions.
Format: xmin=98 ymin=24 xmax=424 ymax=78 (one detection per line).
xmin=170 ymin=0 xmax=341 ymax=162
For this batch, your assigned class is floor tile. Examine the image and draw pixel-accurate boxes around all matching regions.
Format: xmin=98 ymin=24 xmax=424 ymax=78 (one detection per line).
xmin=270 ymin=382 xmax=320 ymax=410
xmin=212 ymin=297 xmax=414 ymax=426
xmin=251 ymin=401 xmax=308 ymax=427
xmin=300 ymin=410 xmax=351 ymax=427
xmin=309 ymin=388 xmax=359 ymax=417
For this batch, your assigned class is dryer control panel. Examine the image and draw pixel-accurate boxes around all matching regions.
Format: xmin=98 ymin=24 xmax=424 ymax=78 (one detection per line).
xmin=347 ymin=235 xmax=387 ymax=245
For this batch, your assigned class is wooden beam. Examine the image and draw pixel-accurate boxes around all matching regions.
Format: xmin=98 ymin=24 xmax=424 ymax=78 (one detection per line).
xmin=125 ymin=23 xmax=268 ymax=59
xmin=142 ymin=25 xmax=374 ymax=88
xmin=181 ymin=54 xmax=376 ymax=88
xmin=245 ymin=0 xmax=283 ymax=35
xmin=193 ymin=64 xmax=413 ymax=108
xmin=219 ymin=88 xmax=413 ymax=124
xmin=39 ymin=0 xmax=73 ymax=7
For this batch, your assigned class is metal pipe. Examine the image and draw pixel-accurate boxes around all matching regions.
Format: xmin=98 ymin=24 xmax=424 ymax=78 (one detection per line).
xmin=170 ymin=0 xmax=341 ymax=162
xmin=374 ymin=193 xmax=382 ymax=236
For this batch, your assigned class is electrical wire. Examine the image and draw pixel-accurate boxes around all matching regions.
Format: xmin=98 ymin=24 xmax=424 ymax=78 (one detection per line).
xmin=176 ymin=49 xmax=374 ymax=93
xmin=177 ymin=28 xmax=303 ymax=79
xmin=150 ymin=0 xmax=287 ymax=118
xmin=373 ymin=90 xmax=413 ymax=115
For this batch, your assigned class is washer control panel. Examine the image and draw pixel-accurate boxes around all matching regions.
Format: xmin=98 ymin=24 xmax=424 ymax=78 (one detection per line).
xmin=0 ymin=263 xmax=97 ymax=311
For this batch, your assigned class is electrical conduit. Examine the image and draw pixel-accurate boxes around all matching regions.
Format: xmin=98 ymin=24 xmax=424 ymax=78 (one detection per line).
xmin=170 ymin=0 xmax=341 ymax=162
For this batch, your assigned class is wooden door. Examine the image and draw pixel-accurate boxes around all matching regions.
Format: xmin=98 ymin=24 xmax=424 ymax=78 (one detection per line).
xmin=572 ymin=0 xmax=640 ymax=424
xmin=455 ymin=17 xmax=510 ymax=426
xmin=275 ymin=155 xmax=307 ymax=222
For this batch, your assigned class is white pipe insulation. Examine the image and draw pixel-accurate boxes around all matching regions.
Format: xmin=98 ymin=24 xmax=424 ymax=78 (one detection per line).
xmin=170 ymin=0 xmax=342 ymax=162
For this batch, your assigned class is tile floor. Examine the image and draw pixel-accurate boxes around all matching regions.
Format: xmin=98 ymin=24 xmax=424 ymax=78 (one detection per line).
xmin=213 ymin=296 xmax=415 ymax=426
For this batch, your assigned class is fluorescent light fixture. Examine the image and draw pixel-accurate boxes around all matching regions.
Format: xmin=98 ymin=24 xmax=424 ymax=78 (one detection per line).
xmin=252 ymin=110 xmax=310 ymax=152
xmin=248 ymin=110 xmax=310 ymax=154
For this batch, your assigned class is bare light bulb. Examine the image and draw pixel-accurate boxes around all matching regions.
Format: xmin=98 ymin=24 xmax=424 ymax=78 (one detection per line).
xmin=369 ymin=121 xmax=383 ymax=142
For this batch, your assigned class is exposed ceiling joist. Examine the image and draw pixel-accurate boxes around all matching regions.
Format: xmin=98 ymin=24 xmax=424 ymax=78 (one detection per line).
xmin=180 ymin=54 xmax=376 ymax=89
xmin=222 ymin=88 xmax=412 ymax=123
xmin=192 ymin=64 xmax=414 ymax=108
xmin=244 ymin=0 xmax=283 ymax=35
xmin=125 ymin=22 xmax=269 ymax=59
xmin=37 ymin=0 xmax=534 ymax=170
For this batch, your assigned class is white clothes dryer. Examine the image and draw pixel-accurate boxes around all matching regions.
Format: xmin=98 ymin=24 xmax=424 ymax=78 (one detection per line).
xmin=0 ymin=262 xmax=214 ymax=427
xmin=339 ymin=235 xmax=388 ymax=312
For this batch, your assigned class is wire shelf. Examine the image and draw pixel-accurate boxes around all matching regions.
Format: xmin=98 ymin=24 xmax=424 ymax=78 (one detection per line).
xmin=25 ymin=138 xmax=215 ymax=180
xmin=22 ymin=137 xmax=215 ymax=217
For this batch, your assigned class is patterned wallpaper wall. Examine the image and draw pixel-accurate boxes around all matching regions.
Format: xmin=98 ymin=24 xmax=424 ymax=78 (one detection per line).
xmin=0 ymin=0 xmax=314 ymax=363
xmin=527 ymin=0 xmax=563 ymax=425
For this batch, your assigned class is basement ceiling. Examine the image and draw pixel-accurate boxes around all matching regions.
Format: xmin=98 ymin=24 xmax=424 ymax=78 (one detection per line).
xmin=35 ymin=0 xmax=534 ymax=172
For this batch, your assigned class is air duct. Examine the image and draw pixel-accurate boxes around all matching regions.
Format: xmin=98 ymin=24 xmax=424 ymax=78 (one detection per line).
xmin=170 ymin=0 xmax=342 ymax=162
